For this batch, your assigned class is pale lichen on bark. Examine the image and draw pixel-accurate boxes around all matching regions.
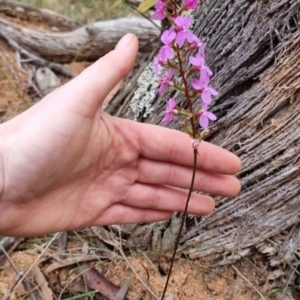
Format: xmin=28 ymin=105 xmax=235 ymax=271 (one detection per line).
xmin=128 ymin=65 xmax=159 ymax=120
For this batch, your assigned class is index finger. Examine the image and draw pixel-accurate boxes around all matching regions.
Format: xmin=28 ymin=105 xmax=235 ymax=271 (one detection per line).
xmin=123 ymin=119 xmax=241 ymax=175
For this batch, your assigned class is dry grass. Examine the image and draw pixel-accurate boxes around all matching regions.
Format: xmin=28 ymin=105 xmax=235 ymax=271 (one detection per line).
xmin=18 ymin=0 xmax=133 ymax=22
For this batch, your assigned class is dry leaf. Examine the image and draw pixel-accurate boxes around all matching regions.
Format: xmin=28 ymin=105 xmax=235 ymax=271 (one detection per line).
xmin=82 ymin=267 xmax=119 ymax=300
xmin=115 ymin=278 xmax=130 ymax=300
xmin=44 ymin=255 xmax=97 ymax=274
xmin=32 ymin=265 xmax=53 ymax=300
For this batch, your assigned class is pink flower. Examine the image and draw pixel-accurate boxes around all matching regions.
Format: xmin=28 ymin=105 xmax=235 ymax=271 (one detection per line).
xmin=163 ymin=98 xmax=177 ymax=124
xmin=189 ymin=35 xmax=205 ymax=56
xmin=174 ymin=16 xmax=194 ymax=47
xmin=158 ymin=70 xmax=175 ymax=94
xmin=184 ymin=0 xmax=199 ymax=10
xmin=189 ymin=53 xmax=213 ymax=78
xmin=199 ymin=102 xmax=217 ymax=128
xmin=191 ymin=73 xmax=218 ymax=104
xmin=158 ymin=29 xmax=176 ymax=61
xmin=150 ymin=0 xmax=166 ymax=20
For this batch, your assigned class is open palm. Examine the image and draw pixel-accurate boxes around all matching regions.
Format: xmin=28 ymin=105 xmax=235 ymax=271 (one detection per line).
xmin=0 ymin=34 xmax=241 ymax=237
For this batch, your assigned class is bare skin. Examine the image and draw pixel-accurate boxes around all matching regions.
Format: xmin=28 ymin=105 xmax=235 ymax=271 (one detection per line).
xmin=0 ymin=34 xmax=241 ymax=237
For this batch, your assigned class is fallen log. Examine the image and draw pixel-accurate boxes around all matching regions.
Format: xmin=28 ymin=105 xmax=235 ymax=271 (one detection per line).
xmin=0 ymin=15 xmax=160 ymax=63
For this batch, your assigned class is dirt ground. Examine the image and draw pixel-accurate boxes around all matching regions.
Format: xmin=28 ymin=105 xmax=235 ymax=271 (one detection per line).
xmin=0 ymin=247 xmax=262 ymax=300
xmin=0 ymin=6 xmax=289 ymax=300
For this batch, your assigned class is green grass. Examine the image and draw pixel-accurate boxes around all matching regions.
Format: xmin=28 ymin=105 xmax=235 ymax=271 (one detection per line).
xmin=18 ymin=0 xmax=133 ymax=23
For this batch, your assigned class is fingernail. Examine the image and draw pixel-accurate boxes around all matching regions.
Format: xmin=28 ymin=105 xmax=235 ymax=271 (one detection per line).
xmin=116 ymin=34 xmax=134 ymax=50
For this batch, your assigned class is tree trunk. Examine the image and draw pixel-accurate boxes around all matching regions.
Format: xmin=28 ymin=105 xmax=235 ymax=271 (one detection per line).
xmin=114 ymin=0 xmax=300 ymax=270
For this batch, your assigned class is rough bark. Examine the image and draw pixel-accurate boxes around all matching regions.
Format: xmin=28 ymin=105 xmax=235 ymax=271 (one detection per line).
xmin=113 ymin=0 xmax=300 ymax=271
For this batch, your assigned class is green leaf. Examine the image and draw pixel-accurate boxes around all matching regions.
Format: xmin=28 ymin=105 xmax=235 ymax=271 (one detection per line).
xmin=137 ymin=0 xmax=157 ymax=13
xmin=106 ymin=0 xmax=123 ymax=12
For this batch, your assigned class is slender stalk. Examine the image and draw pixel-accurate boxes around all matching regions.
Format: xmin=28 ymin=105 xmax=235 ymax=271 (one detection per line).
xmin=161 ymin=148 xmax=198 ymax=299
xmin=161 ymin=37 xmax=200 ymax=300
xmin=174 ymin=45 xmax=196 ymax=138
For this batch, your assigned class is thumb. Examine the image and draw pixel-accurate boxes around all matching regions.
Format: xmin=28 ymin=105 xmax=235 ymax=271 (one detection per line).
xmin=55 ymin=34 xmax=139 ymax=113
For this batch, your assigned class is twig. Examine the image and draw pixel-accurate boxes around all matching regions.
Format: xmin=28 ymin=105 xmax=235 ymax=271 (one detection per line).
xmin=232 ymin=266 xmax=266 ymax=300
xmin=0 ymin=237 xmax=20 ymax=260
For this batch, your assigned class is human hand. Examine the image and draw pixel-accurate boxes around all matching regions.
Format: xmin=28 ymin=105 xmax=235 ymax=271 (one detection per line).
xmin=0 ymin=34 xmax=241 ymax=237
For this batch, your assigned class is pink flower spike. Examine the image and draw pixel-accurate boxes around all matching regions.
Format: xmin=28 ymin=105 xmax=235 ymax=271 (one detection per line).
xmin=163 ymin=98 xmax=177 ymax=124
xmin=150 ymin=0 xmax=166 ymax=20
xmin=199 ymin=102 xmax=217 ymax=128
xmin=158 ymin=70 xmax=175 ymax=94
xmin=184 ymin=0 xmax=199 ymax=10
xmin=189 ymin=53 xmax=213 ymax=78
xmin=174 ymin=16 xmax=194 ymax=47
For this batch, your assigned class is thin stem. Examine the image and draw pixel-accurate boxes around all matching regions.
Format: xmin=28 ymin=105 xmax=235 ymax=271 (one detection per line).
xmin=160 ymin=37 xmax=200 ymax=300
xmin=161 ymin=148 xmax=198 ymax=299
xmin=174 ymin=45 xmax=196 ymax=138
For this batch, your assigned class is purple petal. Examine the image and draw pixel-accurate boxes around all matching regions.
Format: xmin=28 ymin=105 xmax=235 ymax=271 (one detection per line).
xmin=191 ymin=79 xmax=202 ymax=90
xmin=200 ymin=72 xmax=210 ymax=86
xmin=203 ymin=66 xmax=213 ymax=77
xmin=159 ymin=47 xmax=174 ymax=61
xmin=206 ymin=112 xmax=217 ymax=121
xmin=155 ymin=0 xmax=166 ymax=9
xmin=189 ymin=56 xmax=200 ymax=67
xmin=207 ymin=87 xmax=219 ymax=96
xmin=167 ymin=98 xmax=176 ymax=109
xmin=185 ymin=0 xmax=198 ymax=9
xmin=158 ymin=84 xmax=165 ymax=95
xmin=163 ymin=112 xmax=173 ymax=124
xmin=161 ymin=29 xmax=175 ymax=45
xmin=201 ymin=90 xmax=212 ymax=104
xmin=201 ymin=101 xmax=208 ymax=111
xmin=166 ymin=31 xmax=176 ymax=44
xmin=183 ymin=15 xmax=192 ymax=28
xmin=176 ymin=32 xmax=185 ymax=47
xmin=150 ymin=11 xmax=165 ymax=20
xmin=186 ymin=31 xmax=195 ymax=43
xmin=174 ymin=16 xmax=184 ymax=28
xmin=164 ymin=47 xmax=174 ymax=60
xmin=158 ymin=48 xmax=167 ymax=61
xmin=200 ymin=115 xmax=209 ymax=128
xmin=196 ymin=53 xmax=205 ymax=64
xmin=161 ymin=30 xmax=169 ymax=44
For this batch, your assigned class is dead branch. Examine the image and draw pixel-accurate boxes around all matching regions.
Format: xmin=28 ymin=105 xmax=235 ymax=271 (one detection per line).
xmin=0 ymin=0 xmax=81 ymax=31
xmin=0 ymin=15 xmax=160 ymax=63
